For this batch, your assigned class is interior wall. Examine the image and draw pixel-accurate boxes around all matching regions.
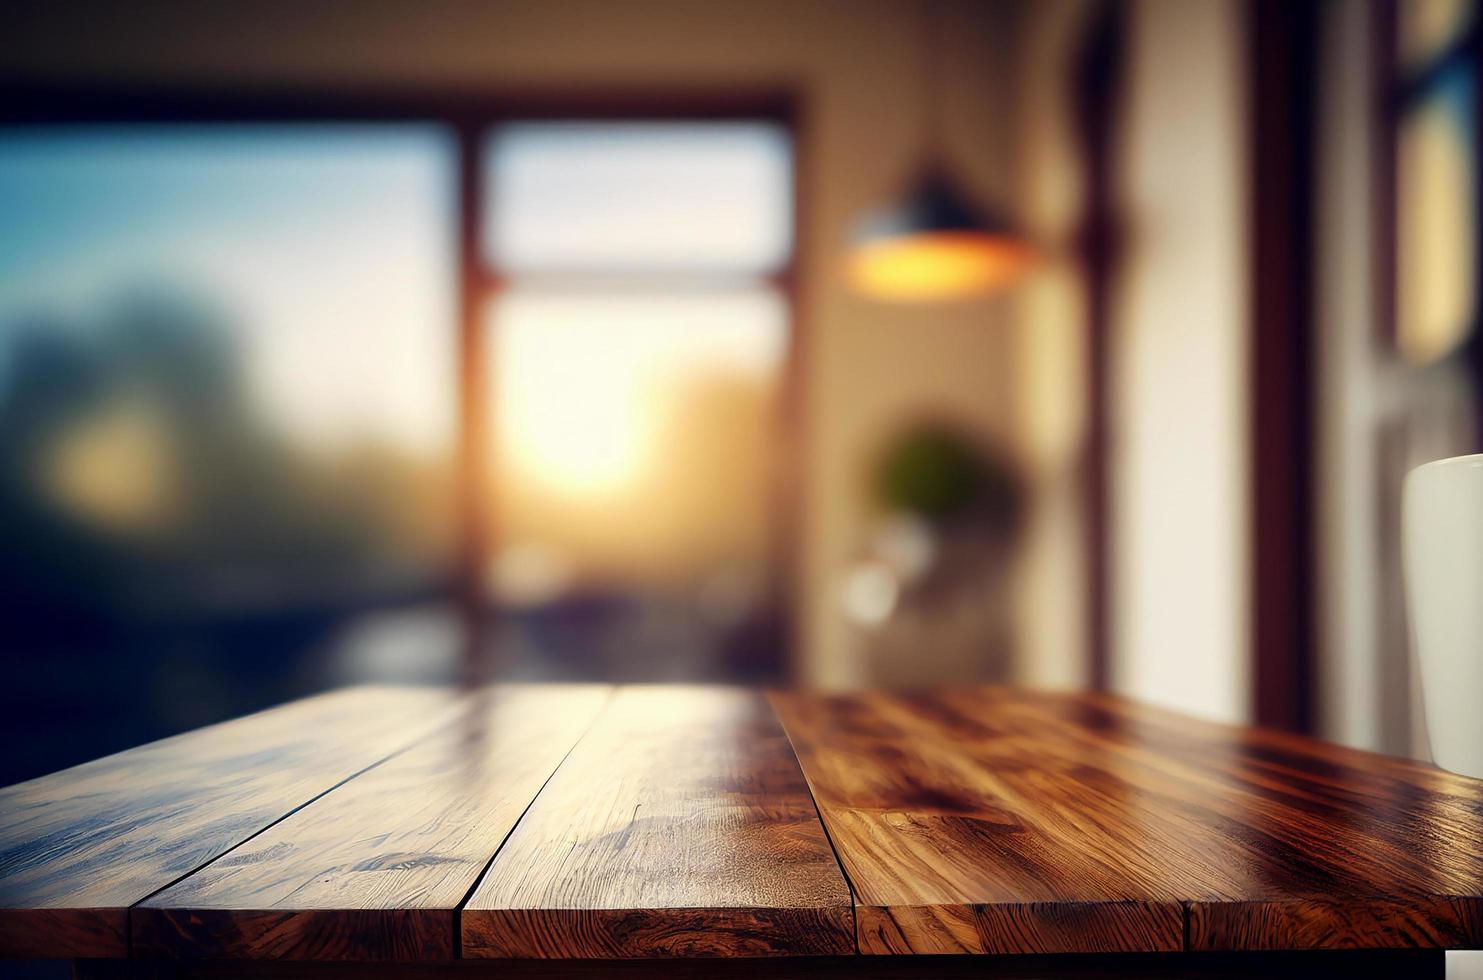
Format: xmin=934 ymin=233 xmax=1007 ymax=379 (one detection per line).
xmin=1112 ymin=0 xmax=1250 ymax=724
xmin=0 ymin=0 xmax=1025 ymax=688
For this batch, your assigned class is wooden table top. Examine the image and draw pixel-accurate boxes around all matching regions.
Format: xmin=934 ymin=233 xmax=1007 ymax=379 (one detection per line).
xmin=2 ymin=684 xmax=1481 ymax=963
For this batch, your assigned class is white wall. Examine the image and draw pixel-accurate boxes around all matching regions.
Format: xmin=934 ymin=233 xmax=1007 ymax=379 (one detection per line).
xmin=1110 ymin=0 xmax=1251 ymax=723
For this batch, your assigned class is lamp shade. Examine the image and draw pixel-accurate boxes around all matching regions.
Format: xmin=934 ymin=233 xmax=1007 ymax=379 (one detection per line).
xmin=849 ymin=171 xmax=1032 ymax=301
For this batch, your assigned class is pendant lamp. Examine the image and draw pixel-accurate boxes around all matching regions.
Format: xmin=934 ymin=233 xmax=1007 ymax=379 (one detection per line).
xmin=848 ymin=2 xmax=1033 ymax=301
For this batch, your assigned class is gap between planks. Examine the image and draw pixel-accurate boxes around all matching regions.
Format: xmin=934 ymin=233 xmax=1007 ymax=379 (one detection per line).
xmin=447 ymin=687 xmax=620 ymax=957
xmin=121 ymin=692 xmax=477 ymax=957
xmin=766 ymin=690 xmax=861 ymax=955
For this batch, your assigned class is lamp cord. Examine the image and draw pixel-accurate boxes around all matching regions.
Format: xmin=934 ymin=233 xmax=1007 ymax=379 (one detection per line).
xmin=922 ymin=0 xmax=946 ymax=163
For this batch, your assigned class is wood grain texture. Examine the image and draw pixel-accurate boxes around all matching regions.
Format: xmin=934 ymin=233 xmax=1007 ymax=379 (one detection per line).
xmin=771 ymin=689 xmax=1187 ymax=954
xmin=0 ymin=686 xmax=460 ymax=958
xmin=16 ymin=684 xmax=1483 ymax=963
xmin=461 ymin=686 xmax=853 ymax=958
xmin=1157 ymin=706 xmax=1483 ymax=950
xmin=132 ymin=686 xmax=611 ymax=960
xmin=771 ymin=687 xmax=1483 ymax=954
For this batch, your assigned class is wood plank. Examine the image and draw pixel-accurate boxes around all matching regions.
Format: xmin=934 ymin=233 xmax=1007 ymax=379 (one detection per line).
xmin=461 ymin=686 xmax=854 ymax=958
xmin=1135 ymin=705 xmax=1483 ymax=950
xmin=771 ymin=688 xmax=1483 ymax=954
xmin=132 ymin=685 xmax=611 ymax=960
xmin=1030 ymin=693 xmax=1483 ymax=950
xmin=0 ymin=686 xmax=460 ymax=959
xmin=771 ymin=688 xmax=1186 ymax=954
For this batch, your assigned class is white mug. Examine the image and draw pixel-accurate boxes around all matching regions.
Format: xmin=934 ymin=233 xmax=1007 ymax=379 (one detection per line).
xmin=1403 ymin=453 xmax=1483 ymax=779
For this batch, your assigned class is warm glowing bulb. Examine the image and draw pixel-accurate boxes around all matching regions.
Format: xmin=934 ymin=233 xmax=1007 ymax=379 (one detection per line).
xmin=849 ymin=232 xmax=1033 ymax=301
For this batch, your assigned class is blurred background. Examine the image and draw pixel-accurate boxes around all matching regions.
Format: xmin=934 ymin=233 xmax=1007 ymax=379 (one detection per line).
xmin=0 ymin=0 xmax=1477 ymax=786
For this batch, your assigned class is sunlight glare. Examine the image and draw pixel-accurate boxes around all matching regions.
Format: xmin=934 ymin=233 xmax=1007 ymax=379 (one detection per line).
xmin=491 ymin=290 xmax=785 ymax=501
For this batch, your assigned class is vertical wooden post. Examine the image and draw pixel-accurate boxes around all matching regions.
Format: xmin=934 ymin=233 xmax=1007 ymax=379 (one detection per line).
xmin=1071 ymin=1 xmax=1125 ymax=692
xmin=455 ymin=120 xmax=491 ymax=684
xmin=1250 ymin=0 xmax=1318 ymax=733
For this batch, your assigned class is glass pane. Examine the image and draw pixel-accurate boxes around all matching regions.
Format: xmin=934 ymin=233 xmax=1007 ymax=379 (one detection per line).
xmin=0 ymin=126 xmax=457 ymax=780
xmin=486 ymin=122 xmax=792 ymax=273
xmin=488 ymin=288 xmax=785 ymax=591
xmin=1397 ymin=66 xmax=1478 ymax=365
xmin=1 ymin=127 xmax=455 ymax=456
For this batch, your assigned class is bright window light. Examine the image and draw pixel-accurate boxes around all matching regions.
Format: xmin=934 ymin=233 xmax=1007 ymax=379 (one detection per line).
xmin=487 ymin=121 xmax=792 ymax=274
